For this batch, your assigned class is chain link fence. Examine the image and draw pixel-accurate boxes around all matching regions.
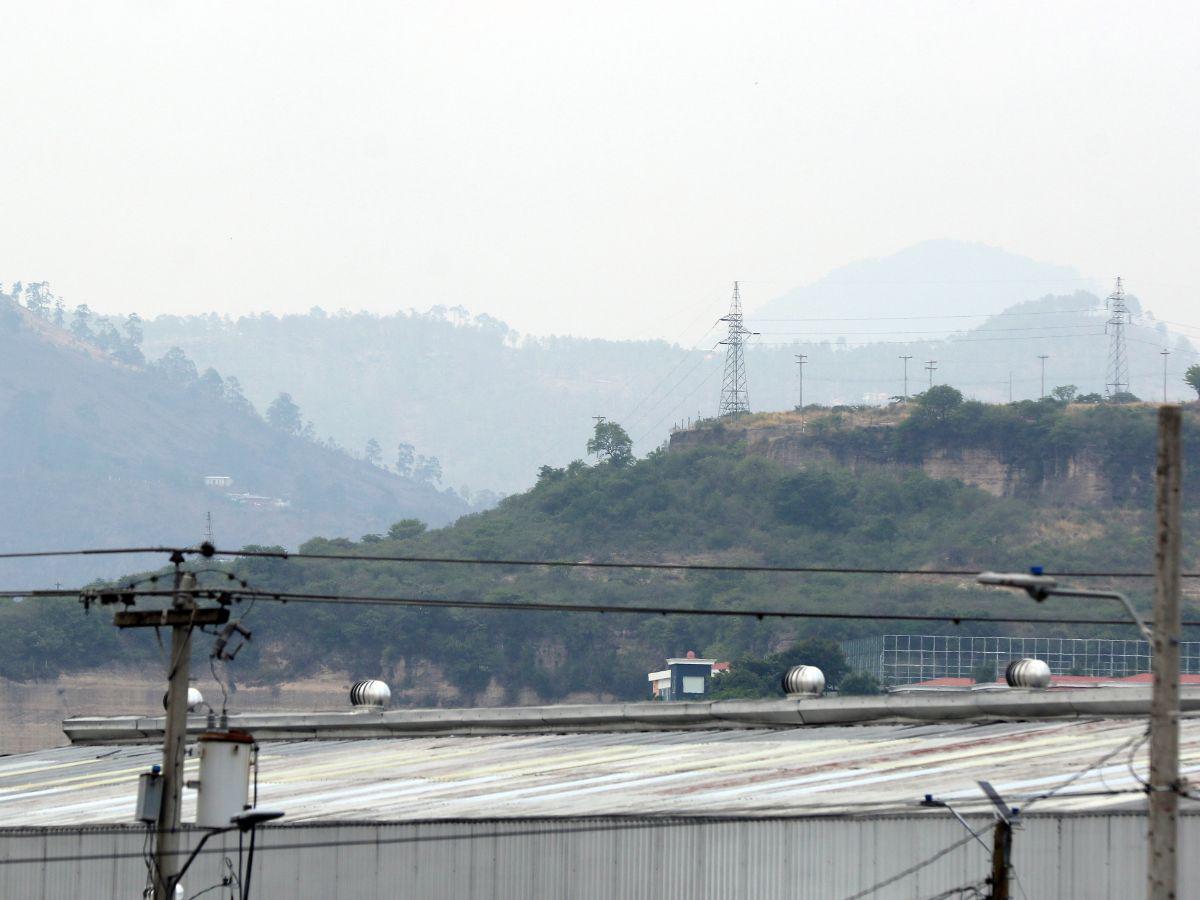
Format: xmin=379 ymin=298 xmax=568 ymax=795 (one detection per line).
xmin=843 ymin=634 xmax=1200 ymax=687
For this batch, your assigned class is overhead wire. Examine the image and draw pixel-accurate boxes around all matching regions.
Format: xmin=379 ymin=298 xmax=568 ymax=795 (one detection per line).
xmin=754 ymin=323 xmax=1105 ymax=337
xmin=841 ymin=832 xmax=979 ymax=900
xmin=210 ymin=548 xmax=1200 ymax=580
xmin=748 ymin=306 xmax=1102 ymax=323
xmin=752 ymin=331 xmax=1107 ymax=349
xmin=2 ymin=542 xmax=1199 ymax=580
xmin=1021 ymin=729 xmax=1150 ymax=812
xmin=63 ymin=585 xmax=1195 ymax=630
xmin=0 ymin=817 xmax=958 ymax=866
xmin=626 ymin=342 xmax=721 ymax=440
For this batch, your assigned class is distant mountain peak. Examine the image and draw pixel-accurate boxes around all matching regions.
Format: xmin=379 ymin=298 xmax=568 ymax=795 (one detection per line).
xmin=752 ymin=240 xmax=1096 ymax=322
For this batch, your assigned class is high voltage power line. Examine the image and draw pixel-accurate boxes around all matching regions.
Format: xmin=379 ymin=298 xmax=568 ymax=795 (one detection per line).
xmin=749 ymin=306 xmax=1103 ymax=322
xmin=752 ymin=331 xmax=1107 ymax=349
xmin=754 ymin=324 xmax=1106 ymax=336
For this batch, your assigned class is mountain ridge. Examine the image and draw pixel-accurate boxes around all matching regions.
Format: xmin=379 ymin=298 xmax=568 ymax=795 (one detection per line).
xmin=0 ymin=297 xmax=468 ymax=587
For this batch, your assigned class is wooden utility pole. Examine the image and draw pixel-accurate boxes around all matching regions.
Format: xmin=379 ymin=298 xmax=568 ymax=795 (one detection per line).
xmin=1149 ymin=404 xmax=1182 ymax=900
xmin=989 ymin=818 xmax=1012 ymax=900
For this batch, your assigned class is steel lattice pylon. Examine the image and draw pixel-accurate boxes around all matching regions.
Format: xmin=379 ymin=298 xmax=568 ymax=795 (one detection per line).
xmin=1105 ymin=276 xmax=1130 ymax=397
xmin=717 ymin=281 xmax=750 ymax=418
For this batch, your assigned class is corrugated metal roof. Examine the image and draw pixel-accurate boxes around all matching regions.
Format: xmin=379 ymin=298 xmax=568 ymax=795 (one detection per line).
xmin=3 ymin=717 xmax=1199 ymax=826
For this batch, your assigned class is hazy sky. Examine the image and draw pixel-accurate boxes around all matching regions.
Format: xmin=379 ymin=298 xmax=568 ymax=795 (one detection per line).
xmin=3 ymin=1 xmax=1197 ymax=341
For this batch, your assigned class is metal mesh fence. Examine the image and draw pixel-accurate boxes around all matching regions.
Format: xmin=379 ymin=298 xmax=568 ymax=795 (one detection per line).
xmin=842 ymin=634 xmax=1200 ymax=686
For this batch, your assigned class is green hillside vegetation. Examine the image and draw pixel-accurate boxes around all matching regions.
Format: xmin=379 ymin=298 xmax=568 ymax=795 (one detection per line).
xmin=3 ymin=404 xmax=1194 ymax=704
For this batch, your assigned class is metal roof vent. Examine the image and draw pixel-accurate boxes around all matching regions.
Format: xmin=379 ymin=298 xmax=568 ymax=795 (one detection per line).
xmin=782 ymin=665 xmax=825 ymax=697
xmin=1005 ymin=658 xmax=1051 ymax=689
xmin=161 ymin=687 xmax=205 ymax=713
xmin=350 ymin=679 xmax=392 ymax=709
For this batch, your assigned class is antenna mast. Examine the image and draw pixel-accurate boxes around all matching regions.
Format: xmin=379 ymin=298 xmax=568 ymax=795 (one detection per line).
xmin=1105 ymin=276 xmax=1130 ymax=398
xmin=717 ymin=282 xmax=750 ymax=417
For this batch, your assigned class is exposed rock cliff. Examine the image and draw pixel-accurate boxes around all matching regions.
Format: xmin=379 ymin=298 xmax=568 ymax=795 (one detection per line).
xmin=669 ymin=415 xmax=1112 ymax=504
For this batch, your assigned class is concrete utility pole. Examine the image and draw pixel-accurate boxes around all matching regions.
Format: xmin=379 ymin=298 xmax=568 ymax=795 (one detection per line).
xmin=1149 ymin=404 xmax=1182 ymax=900
xmin=104 ymin=549 xmax=229 ymax=899
xmin=156 ymin=558 xmax=195 ymax=900
xmin=1038 ymin=355 xmax=1049 ymax=398
xmin=899 ymin=355 xmax=912 ymax=401
xmin=1161 ymin=349 xmax=1171 ymax=403
xmin=794 ymin=354 xmax=807 ymax=411
xmin=990 ymin=819 xmax=1012 ymax=900
xmin=925 ymin=359 xmax=937 ymax=390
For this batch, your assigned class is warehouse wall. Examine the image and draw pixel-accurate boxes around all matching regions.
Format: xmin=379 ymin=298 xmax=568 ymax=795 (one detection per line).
xmin=0 ymin=813 xmax=1192 ymax=899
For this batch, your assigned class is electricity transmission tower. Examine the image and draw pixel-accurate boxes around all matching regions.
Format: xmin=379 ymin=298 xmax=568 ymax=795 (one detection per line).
xmin=925 ymin=359 xmax=937 ymax=390
xmin=718 ymin=282 xmax=750 ymax=417
xmin=1105 ymin=276 xmax=1130 ymax=397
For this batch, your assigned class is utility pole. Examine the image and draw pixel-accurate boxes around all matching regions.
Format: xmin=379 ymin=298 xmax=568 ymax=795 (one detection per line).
xmin=899 ymin=355 xmax=912 ymax=401
xmin=156 ymin=556 xmax=194 ymax=900
xmin=95 ymin=549 xmax=228 ymax=899
xmin=925 ymin=359 xmax=937 ymax=390
xmin=1038 ymin=355 xmax=1049 ymax=398
xmin=1161 ymin=349 xmax=1171 ymax=403
xmin=1148 ymin=404 xmax=1182 ymax=900
xmin=794 ymin=354 xmax=807 ymax=411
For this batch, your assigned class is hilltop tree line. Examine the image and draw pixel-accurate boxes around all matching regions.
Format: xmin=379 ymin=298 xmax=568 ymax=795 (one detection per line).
xmin=1 ymin=282 xmax=455 ymax=493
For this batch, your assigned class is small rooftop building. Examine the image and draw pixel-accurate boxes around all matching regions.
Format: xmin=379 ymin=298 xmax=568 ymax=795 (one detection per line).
xmin=203 ymin=474 xmax=233 ymax=488
xmin=647 ymin=650 xmax=718 ymax=700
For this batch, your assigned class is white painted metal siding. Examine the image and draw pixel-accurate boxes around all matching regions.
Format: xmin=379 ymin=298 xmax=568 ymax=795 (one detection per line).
xmin=1 ymin=814 xmax=1195 ymax=899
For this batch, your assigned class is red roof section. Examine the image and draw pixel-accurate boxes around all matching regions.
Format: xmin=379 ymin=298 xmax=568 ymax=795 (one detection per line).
xmin=906 ymin=673 xmax=1200 ymax=688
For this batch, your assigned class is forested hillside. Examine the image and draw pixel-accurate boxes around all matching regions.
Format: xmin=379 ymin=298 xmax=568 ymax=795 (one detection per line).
xmin=136 ymin=292 xmax=1198 ymax=498
xmin=4 ymin=404 xmax=1195 ymax=705
xmin=0 ymin=296 xmax=468 ymax=587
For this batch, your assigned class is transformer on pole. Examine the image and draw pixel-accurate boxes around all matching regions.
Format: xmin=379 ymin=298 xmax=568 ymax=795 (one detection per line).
xmin=718 ymin=282 xmax=750 ymax=418
xmin=1105 ymin=276 xmax=1130 ymax=398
